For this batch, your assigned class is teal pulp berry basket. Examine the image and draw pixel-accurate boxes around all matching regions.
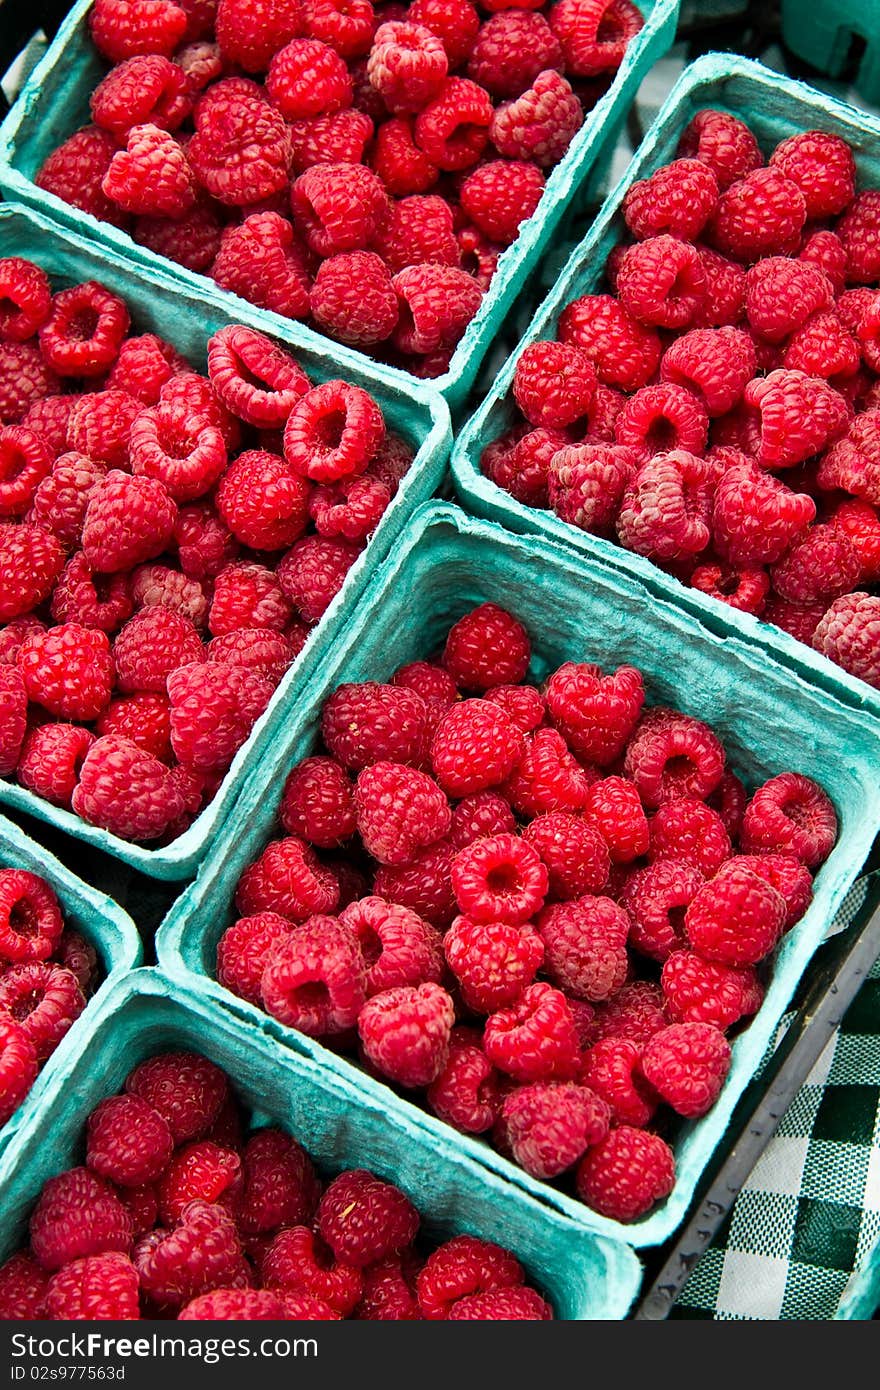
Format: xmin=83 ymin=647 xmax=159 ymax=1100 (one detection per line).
xmin=156 ymin=501 xmax=880 ymax=1248
xmin=781 ymin=0 xmax=880 ymax=106
xmin=837 ymin=1233 xmax=880 ymax=1319
xmin=451 ymin=55 xmax=880 ymax=721
xmin=0 ymin=809 xmax=141 ymax=1159
xmin=0 ymin=201 xmax=451 ymax=881
xmin=0 ymin=0 xmax=680 ymax=415
xmin=0 ymin=968 xmax=643 ymax=1320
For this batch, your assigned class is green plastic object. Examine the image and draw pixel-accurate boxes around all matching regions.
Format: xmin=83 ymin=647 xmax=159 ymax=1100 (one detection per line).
xmin=781 ymin=0 xmax=880 ymax=105
xmin=0 ymin=0 xmax=680 ymax=414
xmin=0 ymin=968 xmax=642 ymax=1320
xmin=451 ymin=55 xmax=880 ymax=720
xmin=0 ymin=202 xmax=451 ymax=881
xmin=0 ymin=809 xmax=141 ymax=1159
xmin=157 ymin=501 xmax=880 ymax=1247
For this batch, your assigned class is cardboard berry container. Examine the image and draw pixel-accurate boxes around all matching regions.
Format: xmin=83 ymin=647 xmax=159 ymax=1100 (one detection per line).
xmin=156 ymin=500 xmax=880 ymax=1247
xmin=0 ymin=808 xmax=141 ymax=1160
xmin=451 ymin=55 xmax=880 ymax=720
xmin=0 ymin=201 xmax=451 ymax=881
xmin=0 ymin=967 xmax=642 ymax=1320
xmin=780 ymin=0 xmax=880 ymax=106
xmin=0 ymin=0 xmax=680 ymax=415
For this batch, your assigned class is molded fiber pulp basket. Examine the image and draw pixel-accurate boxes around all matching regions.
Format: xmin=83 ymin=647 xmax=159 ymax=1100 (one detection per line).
xmin=157 ymin=501 xmax=880 ymax=1248
xmin=781 ymin=0 xmax=880 ymax=105
xmin=0 ymin=968 xmax=642 ymax=1320
xmin=0 ymin=202 xmax=450 ymax=881
xmin=0 ymin=809 xmax=141 ymax=1159
xmin=0 ymin=0 xmax=679 ymax=415
xmin=837 ymin=1233 xmax=880 ymax=1319
xmin=452 ymin=55 xmax=880 ymax=720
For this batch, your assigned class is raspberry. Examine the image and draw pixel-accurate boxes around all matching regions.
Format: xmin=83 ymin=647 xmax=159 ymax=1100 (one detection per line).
xmin=771 ymin=524 xmax=861 ymax=606
xmin=744 ymin=257 xmax=833 ymax=346
xmin=648 ymin=798 xmax=730 ymax=876
xmin=161 ymin=370 xmax=242 ymax=450
xmin=317 ymin=1170 xmax=419 ymax=1268
xmin=690 ymin=563 xmax=770 ymax=615
xmin=0 ymin=962 xmax=84 ymax=1060
xmin=0 ymin=260 xmax=51 ymax=343
xmin=305 ymin=0 xmax=374 ymax=60
xmin=0 ymin=869 xmax=63 ymax=967
xmin=618 ymin=859 xmax=702 ymax=963
xmin=211 ymin=214 xmax=311 ymax=320
xmin=586 ymin=980 xmax=665 ymax=1048
xmin=813 ymin=592 xmax=880 ymax=686
xmin=426 ymin=1027 xmax=501 ymax=1133
xmin=467 ymin=12 xmax=561 ymax=97
xmin=625 ymin=708 xmax=725 ymax=810
xmin=370 ymin=117 xmax=439 ymax=196
xmin=44 ymin=1252 xmax=140 ymax=1321
xmin=135 ymin=1200 xmax=242 ymax=1308
xmin=447 ymin=795 xmax=515 ymax=854
xmin=17 ymin=724 xmax=95 ymax=809
xmin=712 ymin=460 xmax=815 ymax=567
xmin=623 ymin=159 xmax=718 ymax=243
xmin=90 ymin=54 xmax=191 ymax=139
xmin=798 ymin=230 xmax=848 ymax=293
xmin=452 ymin=832 xmax=548 ymax=924
xmin=89 ymin=0 xmax=188 ymax=62
xmin=577 ymin=1125 xmax=674 ymax=1221
xmin=710 ymin=167 xmax=806 ymax=262
xmin=408 ymin=0 xmax=480 ymax=65
xmin=838 ymin=191 xmax=880 ymax=284
xmin=214 ymin=450 xmax=310 ymax=552
xmin=0 ymin=342 xmax=59 ymax=428
xmin=50 ymin=556 xmax=133 ymax=635
xmin=538 ymin=895 xmax=629 ymax=1001
xmin=20 ymin=395 xmax=79 ymax=458
xmin=501 ymin=1081 xmax=609 ymax=1179
xmin=103 ymin=124 xmax=195 ymax=218
xmin=82 ymin=470 xmax=177 ymax=574
xmin=352 ymin=1253 xmax=420 ymax=1321
xmin=584 ymin=775 xmax=648 ymax=863
xmin=547 ymin=442 xmax=636 ymax=535
xmin=283 ymin=380 xmax=384 ymax=484
xmin=0 ymin=1016 xmax=37 ymax=1124
xmin=131 ymin=563 xmax=209 ymax=630
xmin=617 ymin=237 xmax=706 ymax=332
xmin=372 ymin=195 xmax=460 ymax=276
xmin=819 ymin=411 xmax=880 ymax=504
xmin=483 ymin=981 xmax=580 ymax=1082
xmin=577 ymin=1036 xmax=653 ymax=1127
xmin=489 ymin=69 xmax=583 ymax=167
xmin=36 ymin=126 xmax=129 ymax=228
xmin=215 ymin=0 xmax=302 ymax=70
xmin=98 ymin=691 xmax=173 ymax=762
xmin=0 ymin=1252 xmax=48 ymax=1319
xmin=266 ymin=38 xmax=352 ymax=120
xmin=191 ymin=99 xmax=291 ymax=208
xmin=215 ymin=912 xmax=291 ymax=1005
xmin=128 ymin=400 xmax=226 ymax=505
xmin=65 ymin=391 xmax=140 ymax=473
xmin=0 ymin=616 xmax=45 ymax=666
xmin=86 ymin=1094 xmax=174 ymax=1187
xmin=448 ymin=1287 xmax=553 ymax=1319
xmin=372 ymin=837 xmax=457 ymax=928
xmin=17 ymin=624 xmax=113 ymax=723
xmin=291 ymin=163 xmax=387 ymax=258
xmin=135 ymin=194 xmax=224 ymax=274
xmin=740 ymin=771 xmax=836 ymax=869
xmin=168 ymin=661 xmax=273 ymax=773
xmin=262 ymin=1227 xmax=362 ymax=1315
xmin=413 ymin=77 xmax=492 ymax=171
xmin=444 ymin=916 xmax=544 ymax=1011
xmin=322 ymin=682 xmax=429 ymax=770
xmin=112 ymin=608 xmax=202 ymax=695
xmin=237 ymin=837 xmax=340 ymax=923
xmin=30 ymin=453 xmax=103 ymax=547
xmin=175 ymin=501 xmax=239 ymax=583
xmin=616 ymin=451 xmax=712 ymax=561
xmin=549 ymin=0 xmax=643 ymax=76
xmin=544 ymin=661 xmax=642 ymax=764
xmin=277 ymin=535 xmax=360 ymax=623
xmin=769 ymin=130 xmax=855 ymax=220
xmin=126 ymin=1051 xmax=227 ymax=1144
xmin=391 ymin=263 xmax=483 ymax=354
xmin=39 ymin=282 xmax=130 ymax=380
xmin=157 ymin=1140 xmax=242 ymax=1224
xmin=30 ymin=1167 xmax=131 ymax=1271
xmin=428 ymin=699 xmax=522 ymax=798
xmin=354 ymin=761 xmax=450 ymax=865
xmin=523 ymin=814 xmax=610 ymax=900
xmin=685 ymin=861 xmax=787 ymax=967
xmin=289 ymin=109 xmax=374 ymax=176
xmin=459 ymin=160 xmax=545 ymax=246
xmin=512 ymin=341 xmax=596 ymax=430
xmin=615 ymin=386 xmax=709 ymax=463
xmin=309 ymin=474 xmax=391 ymax=542
xmin=342 ymin=896 xmax=443 ymax=995
xmin=210 ymin=562 xmax=292 ymax=636
xmin=0 ymin=667 xmax=26 ymax=775
xmin=557 ymin=293 xmax=661 ymax=391
xmin=310 ymin=253 xmax=398 ymax=348
xmin=484 ymin=425 xmax=566 ymax=508
xmin=71 ymin=735 xmax=186 ymax=841
xmin=442 ymin=604 xmax=530 ymax=691
xmin=359 ymin=980 xmax=455 ymax=1085
xmin=207 ymin=327 xmax=308 ymax=432
xmin=640 ymin=1020 xmax=730 ymax=1119
xmin=416 ymin=1235 xmax=522 ymax=1319
xmin=208 ymin=629 xmax=293 ymax=684
xmin=278 ymin=757 xmax=354 ymax=849
xmin=678 ymin=108 xmax=762 ymax=192
xmin=661 ymin=950 xmax=763 ymax=1030
xmin=179 ymin=1288 xmax=288 ymax=1319
xmin=660 ymin=326 xmax=756 ymax=419
xmin=368 ymin=21 xmax=448 ymax=113
xmin=238 ymin=1128 xmax=319 ymax=1236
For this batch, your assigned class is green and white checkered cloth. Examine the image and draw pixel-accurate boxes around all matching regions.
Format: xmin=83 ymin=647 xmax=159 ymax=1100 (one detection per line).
xmin=673 ymin=879 xmax=880 ymax=1320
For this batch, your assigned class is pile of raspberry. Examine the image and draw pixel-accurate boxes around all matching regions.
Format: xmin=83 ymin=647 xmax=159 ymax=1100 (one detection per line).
xmin=34 ymin=0 xmax=646 ymax=378
xmin=0 ymin=1047 xmax=554 ymax=1320
xmin=0 ymin=868 xmax=100 ymax=1131
xmin=0 ymin=255 xmax=410 ymax=846
xmin=483 ymin=112 xmax=880 ymax=689
xmin=214 ymin=601 xmax=837 ymax=1223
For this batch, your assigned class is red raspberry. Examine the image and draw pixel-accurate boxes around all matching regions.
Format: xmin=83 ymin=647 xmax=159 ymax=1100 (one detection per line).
xmin=215 ymin=0 xmax=302 ymax=70
xmin=135 ymin=194 xmax=224 ymax=274
xmin=340 ymin=895 xmax=443 ymax=994
xmin=429 ymin=699 xmax=524 ymax=798
xmin=661 ymin=949 xmax=763 ymax=1030
xmin=490 ymin=69 xmax=582 ymax=167
xmin=128 ymin=400 xmax=226 ymax=505
xmin=280 ymin=756 xmax=356 ymax=849
xmin=49 ymin=555 xmax=133 ymax=635
xmin=310 ymin=253 xmax=398 ymax=348
xmin=17 ymin=724 xmax=96 ymax=809
xmin=467 ymin=11 xmax=561 ymax=97
xmin=813 ymin=592 xmax=880 ymax=686
xmin=538 ymin=895 xmax=629 ymax=1001
xmin=0 ymin=962 xmax=84 ymax=1060
xmin=317 ymin=1170 xmax=419 ymax=1268
xmin=617 ymin=236 xmax=707 ymax=331
xmin=523 ymin=814 xmax=609 ymax=899
xmin=426 ymin=1026 xmax=501 ymax=1133
xmin=693 ymin=245 xmax=748 ymax=327
xmin=648 ymin=798 xmax=730 ymax=876
xmin=90 ymin=54 xmax=191 ymax=139
xmin=557 ymin=293 xmax=661 ymax=392
xmin=451 ymin=832 xmax=548 ymax=925
xmin=414 ymin=77 xmax=492 ymax=171
xmin=0 ymin=667 xmax=26 ymax=775
xmin=103 ymin=124 xmax=195 ymax=218
xmin=71 ymin=734 xmax=186 ymax=841
xmin=38 ymin=452 xmax=112 ymax=549
xmin=20 ymin=395 xmax=79 ymax=458
xmin=210 ymin=562 xmax=292 ymax=636
xmin=483 ymin=981 xmax=579 ymax=1082
xmin=640 ymin=1020 xmax=730 ymax=1119
xmin=89 ymin=0 xmax=188 ymax=62
xmin=819 ymin=410 xmax=880 ymax=504
xmin=45 ymin=1252 xmax=139 ymax=1321
xmin=372 ymin=837 xmax=457 ymax=929
xmin=309 ymin=474 xmax=391 ymax=542
xmin=368 ymin=21 xmax=448 ymax=112
xmin=549 ymin=0 xmax=643 ymax=76
xmin=740 ymin=771 xmax=836 ymax=868
xmin=416 ymin=1234 xmax=522 ymax=1319
xmin=619 ymin=859 xmax=703 ymax=963
xmin=354 ymin=1252 xmax=421 ymax=1320
xmin=262 ymin=1227 xmax=362 ymax=1315
xmin=660 ymin=326 xmax=756 ymax=417
xmin=587 ymin=980 xmax=666 ymax=1048
xmin=126 ymin=1051 xmax=227 ymax=1144
xmin=448 ymin=1287 xmax=553 ymax=1319
xmin=100 ymin=690 xmax=175 ymax=769
xmin=168 ymin=661 xmax=273 ymax=773
xmin=576 ymin=1125 xmax=675 ymax=1221
xmin=39 ymin=282 xmax=129 ymax=379
xmin=65 ymin=391 xmax=140 ymax=473
xmin=216 ymin=912 xmax=293 ymax=1005
xmin=548 ymin=442 xmax=637 ymax=536
xmin=86 ymin=1094 xmax=174 ymax=1187
xmin=18 ymin=624 xmax=113 ymax=723
xmin=745 ymin=257 xmax=833 ymax=345
xmin=484 ymin=683 xmax=545 ymax=732
xmin=444 ymin=916 xmax=544 ymax=1011
xmin=211 ymin=213 xmax=311 ymax=320
xmin=771 ymin=524 xmax=860 ymax=606
xmin=579 ymin=1036 xmax=655 ymax=1127
xmin=216 ymin=450 xmax=310 ymax=552
xmin=372 ymin=195 xmax=459 ymax=275
xmin=393 ymin=660 xmax=457 ymax=708
xmin=0 ymin=1016 xmax=37 ymax=1124
xmin=0 ymin=342 xmax=60 ymax=427
xmin=277 ymin=535 xmax=361 ymax=623
xmin=261 ymin=916 xmax=365 ymax=1034
xmin=354 ymin=761 xmax=450 ymax=864
xmin=267 ymin=37 xmax=353 ymax=119
xmin=30 ymin=1167 xmax=131 ymax=1271
xmin=283 ymin=380 xmax=383 ymax=484
xmin=838 ymin=191 xmax=880 ymax=284
xmin=459 ymin=160 xmax=545 ymax=246
xmin=0 ymin=258 xmax=51 ymax=343
xmin=160 ymin=370 xmax=242 ymax=451
xmin=685 ymin=861 xmax=786 ymax=967
xmin=448 ymin=793 xmax=516 ymax=850
xmin=769 ymin=130 xmax=855 ymax=219
xmin=358 ymin=980 xmax=454 ymax=1085
xmin=615 ymin=385 xmax=709 ymax=462
xmin=690 ymin=563 xmax=770 ymax=615
xmin=238 ymin=1127 xmax=319 ymax=1236
xmin=544 ymin=661 xmax=643 ymax=765
xmin=0 ymin=870 xmax=63 ymax=966
xmin=678 ymin=108 xmax=762 ymax=192
xmin=292 ymin=163 xmax=387 ymax=258
xmin=112 ymin=608 xmax=201 ymax=695
xmin=289 ymin=109 xmax=374 ymax=174
xmin=190 ymin=97 xmax=292 ymax=208
xmin=624 ymin=158 xmax=718 ymax=242
xmin=131 ymin=563 xmax=209 ymax=630
xmin=408 ymin=0 xmax=479 ymax=65
xmin=322 ymin=682 xmax=429 ymax=769
xmin=158 ymin=1139 xmax=242 ymax=1224
xmin=798 ymin=230 xmax=848 ymax=293
xmin=712 ymin=460 xmax=815 ymax=567
xmin=391 ymin=263 xmax=483 ymax=354
xmin=707 ymin=769 xmax=747 ymax=841
xmin=513 ymin=341 xmax=596 ymax=430
xmin=179 ymin=1288 xmax=288 ymax=1319
xmin=371 ymin=116 xmax=439 ymax=196
xmin=207 ymin=326 xmax=308 ymax=431
xmin=36 ymin=126 xmax=129 ymax=228
xmin=207 ymin=629 xmax=293 ymax=685
xmin=501 ymin=1081 xmax=609 ymax=1179
xmin=81 ymin=470 xmax=177 ymax=573
xmin=584 ymin=775 xmax=648 ymax=863
xmin=0 ymin=616 xmax=45 ymax=665
xmin=709 ymin=167 xmax=806 ymax=262
xmin=135 ymin=1199 xmax=242 ymax=1308
xmin=0 ymin=1252 xmax=48 ymax=1319
xmin=625 ymin=708 xmax=725 ymax=809
xmin=55 ymin=927 xmax=100 ymax=992
xmin=175 ymin=501 xmax=239 ymax=583
xmin=616 ymin=451 xmax=712 ymax=561
xmin=443 ymin=603 xmax=530 ymax=690
xmin=483 ymin=424 xmax=565 ymax=509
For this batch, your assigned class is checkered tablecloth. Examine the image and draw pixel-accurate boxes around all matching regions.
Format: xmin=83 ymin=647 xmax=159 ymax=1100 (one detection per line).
xmin=672 ymin=881 xmax=880 ymax=1320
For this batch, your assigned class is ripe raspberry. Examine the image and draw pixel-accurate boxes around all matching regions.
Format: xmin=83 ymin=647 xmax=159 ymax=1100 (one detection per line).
xmin=617 ymin=236 xmax=707 ymax=331
xmin=616 ymin=451 xmax=712 ymax=562
xmin=189 ymin=93 xmax=292 ymax=207
xmin=86 ymin=1094 xmax=174 ymax=1187
xmin=443 ymin=604 xmax=530 ymax=691
xmin=661 ymin=949 xmax=762 ymax=1030
xmin=501 ymin=1081 xmax=609 ymax=1179
xmin=42 ymin=451 xmax=115 ymax=549
xmin=709 ymin=167 xmax=806 ymax=262
xmin=624 ymin=159 xmax=719 ymax=244
xmin=36 ymin=126 xmax=129 ymax=228
xmin=216 ymin=913 xmax=293 ymax=1006
xmin=785 ymin=308 xmax=863 ymax=384
xmin=207 ymin=629 xmax=293 ymax=685
xmin=135 ymin=1199 xmax=242 ymax=1308
xmin=55 ymin=931 xmax=99 ymax=990
xmin=211 ymin=213 xmax=311 ymax=319
xmin=615 ymin=385 xmax=709 ymax=463
xmin=557 ymin=293 xmax=660 ymax=391
xmin=819 ymin=410 xmax=880 ymax=504
xmin=640 ymin=1020 xmax=731 ymax=1118
xmin=0 ymin=429 xmax=51 ymax=520
xmin=414 ymin=77 xmax=492 ymax=171
xmin=89 ymin=0 xmax=188 ymax=62
xmin=64 ymin=392 xmax=139 ymax=474
xmin=547 ymin=442 xmax=636 ymax=535
xmin=813 ymin=592 xmax=880 ymax=686
xmin=770 ymin=130 xmax=855 ymax=219
xmin=483 ymin=981 xmax=580 ymax=1082
xmin=451 ymin=832 xmax=548 ymax=925
xmin=368 ymin=21 xmax=448 ymax=113
xmin=391 ymin=263 xmax=483 ymax=354
xmin=71 ymin=734 xmax=185 ymax=841
xmin=0 ymin=1252 xmax=48 ymax=1319
xmin=549 ymin=0 xmax=643 ymax=76
xmin=309 ymin=475 xmax=391 ymax=543
xmin=277 ymin=535 xmax=361 ymax=623
xmin=370 ymin=116 xmax=439 ymax=196
xmin=678 ymin=108 xmax=762 ymax=192
xmin=214 ymin=450 xmax=310 ymax=552
xmin=467 ymin=11 xmax=561 ymax=97
xmin=322 ymin=682 xmax=429 ymax=769
xmin=660 ymin=326 xmax=756 ymax=417
xmin=278 ymin=756 xmax=354 ymax=849
xmin=744 ymin=257 xmax=833 ymax=345
xmin=416 ymin=1234 xmax=523 ymax=1319
xmin=210 ymin=562 xmax=292 ymax=636
xmin=340 ymin=895 xmax=443 ymax=995
xmin=489 ymin=69 xmax=583 ymax=167
xmin=215 ymin=0 xmax=302 ymax=70
xmin=740 ymin=771 xmax=836 ymax=868
xmin=126 ymin=1051 xmax=227 ymax=1144
xmin=238 ymin=1127 xmax=319 ymax=1236
xmin=44 ymin=1252 xmax=140 ymax=1321
xmin=690 ymin=563 xmax=770 ymax=615
xmin=207 ymin=327 xmax=308 ymax=432
xmin=128 ymin=400 xmax=225 ymax=506
xmin=408 ymin=0 xmax=479 ymax=65
xmin=283 ymin=380 xmax=383 ymax=484
xmin=103 ymin=124 xmax=195 ymax=218
xmin=81 ymin=470 xmax=176 ymax=574
xmin=289 ymin=109 xmax=374 ymax=175
xmin=157 ymin=1139 xmax=242 ymax=1225
xmin=523 ymin=814 xmax=610 ymax=900
xmin=30 ymin=1167 xmax=131 ymax=1271
xmin=358 ymin=980 xmax=454 ymax=1085
xmin=712 ymin=460 xmax=815 ymax=567
xmin=448 ymin=1287 xmax=553 ymax=1319
xmin=168 ymin=661 xmax=274 ymax=773
xmin=39 ymin=282 xmax=130 ymax=379
xmin=0 ymin=870 xmax=63 ymax=966
xmin=49 ymin=555 xmax=132 ymax=636
xmin=130 ymin=564 xmax=209 ymax=631
xmin=178 ymin=1288 xmax=288 ymax=1319
xmin=426 ymin=1027 xmax=501 ymax=1133
xmin=483 ymin=424 xmax=564 ymax=508
xmin=578 ymin=1036 xmax=655 ymax=1127
xmin=0 ymin=258 xmax=51 ymax=342
xmin=838 ymin=191 xmax=880 ymax=284
xmin=174 ymin=501 xmax=238 ymax=585
xmin=0 ymin=616 xmax=44 ymax=666
xmin=292 ymin=163 xmax=387 ymax=258
xmin=354 ymin=761 xmax=450 ymax=865
xmin=544 ymin=661 xmax=643 ymax=765
xmin=262 ymin=1227 xmax=362 ymax=1315
xmin=18 ymin=624 xmax=113 ymax=723
xmin=0 ymin=962 xmax=84 ymax=1060
xmin=625 ymin=709 xmax=725 ymax=809
xmin=512 ymin=341 xmax=596 ymax=430
xmin=685 ymin=861 xmax=787 ymax=967
xmin=372 ymin=837 xmax=457 ymax=929
xmin=17 ymin=724 xmax=95 ymax=809
xmin=372 ymin=194 xmax=459 ymax=276
xmin=648 ymin=798 xmax=730 ymax=876
xmin=619 ymin=859 xmax=703 ymax=963
xmin=310 ymin=253 xmax=398 ymax=348
xmin=444 ymin=916 xmax=544 ymax=1011
xmin=538 ymin=895 xmax=629 ymax=1001
xmin=459 ymin=160 xmax=545 ymax=246
xmin=317 ymin=1170 xmax=419 ymax=1268
xmin=576 ymin=1124 xmax=675 ymax=1221
xmin=798 ymin=229 xmax=848 ymax=293
xmin=584 ymin=775 xmax=648 ymax=863
xmin=0 ymin=1016 xmax=37 ymax=1125
xmin=135 ymin=194 xmax=224 ymax=275
xmin=447 ymin=794 xmax=515 ymax=854
xmin=267 ymin=38 xmax=353 ymax=119
xmin=262 ymin=915 xmax=366 ymax=1036
xmin=90 ymin=53 xmax=191 ymax=140
xmin=0 ymin=341 xmax=60 ymax=428
xmin=586 ymin=979 xmax=665 ymax=1048
xmin=112 ymin=608 xmax=202 ymax=695
xmin=0 ymin=666 xmax=26 ymax=775
xmin=20 ymin=394 xmax=79 ymax=458
xmin=771 ymin=524 xmax=861 ymax=606
xmin=428 ymin=699 xmax=522 ymax=798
